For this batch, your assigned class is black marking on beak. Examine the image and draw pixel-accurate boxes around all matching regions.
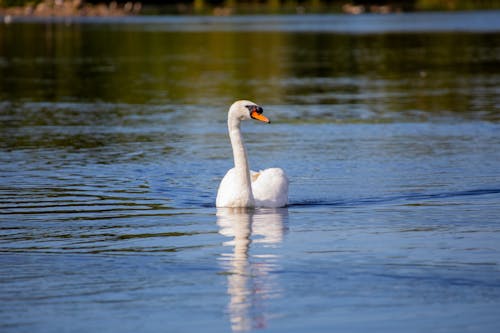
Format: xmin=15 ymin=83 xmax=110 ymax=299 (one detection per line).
xmin=245 ymin=105 xmax=263 ymax=115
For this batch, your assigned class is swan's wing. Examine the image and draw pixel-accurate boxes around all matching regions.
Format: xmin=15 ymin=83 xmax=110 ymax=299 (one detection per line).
xmin=252 ymin=168 xmax=289 ymax=208
xmin=216 ymin=168 xmax=238 ymax=207
xmin=216 ymin=168 xmax=254 ymax=208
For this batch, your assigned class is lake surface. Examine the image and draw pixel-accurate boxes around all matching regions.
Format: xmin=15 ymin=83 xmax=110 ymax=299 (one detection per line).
xmin=1 ymin=11 xmax=500 ymax=332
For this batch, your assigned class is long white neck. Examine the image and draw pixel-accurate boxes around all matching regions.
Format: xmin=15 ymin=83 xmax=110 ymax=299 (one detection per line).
xmin=228 ymin=114 xmax=254 ymax=205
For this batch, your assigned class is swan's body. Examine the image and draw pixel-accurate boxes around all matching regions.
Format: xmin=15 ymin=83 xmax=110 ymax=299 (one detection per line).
xmin=216 ymin=100 xmax=289 ymax=208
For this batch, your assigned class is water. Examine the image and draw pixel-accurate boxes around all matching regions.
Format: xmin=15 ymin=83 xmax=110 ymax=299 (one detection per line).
xmin=1 ymin=11 xmax=500 ymax=332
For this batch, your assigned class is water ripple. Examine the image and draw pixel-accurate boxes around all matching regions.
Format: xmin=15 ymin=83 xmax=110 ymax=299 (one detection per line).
xmin=289 ymin=188 xmax=500 ymax=208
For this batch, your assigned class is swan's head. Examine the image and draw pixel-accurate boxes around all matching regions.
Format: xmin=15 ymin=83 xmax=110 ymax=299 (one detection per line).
xmin=229 ymin=100 xmax=270 ymax=124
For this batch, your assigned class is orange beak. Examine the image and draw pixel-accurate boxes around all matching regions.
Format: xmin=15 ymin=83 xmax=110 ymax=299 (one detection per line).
xmin=251 ymin=111 xmax=271 ymax=123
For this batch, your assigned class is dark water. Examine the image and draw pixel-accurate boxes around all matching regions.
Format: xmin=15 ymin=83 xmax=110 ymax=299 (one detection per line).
xmin=1 ymin=11 xmax=500 ymax=332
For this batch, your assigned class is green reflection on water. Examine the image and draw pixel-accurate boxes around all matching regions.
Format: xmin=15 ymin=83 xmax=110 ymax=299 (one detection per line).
xmin=1 ymin=22 xmax=498 ymax=113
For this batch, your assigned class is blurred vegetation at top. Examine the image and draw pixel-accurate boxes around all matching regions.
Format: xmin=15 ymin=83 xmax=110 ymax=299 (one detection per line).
xmin=1 ymin=0 xmax=499 ymax=16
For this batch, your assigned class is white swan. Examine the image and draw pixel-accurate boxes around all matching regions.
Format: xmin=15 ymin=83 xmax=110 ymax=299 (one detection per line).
xmin=216 ymin=100 xmax=289 ymax=208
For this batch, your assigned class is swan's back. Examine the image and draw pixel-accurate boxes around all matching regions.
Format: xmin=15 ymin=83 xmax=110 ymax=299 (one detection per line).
xmin=251 ymin=168 xmax=289 ymax=208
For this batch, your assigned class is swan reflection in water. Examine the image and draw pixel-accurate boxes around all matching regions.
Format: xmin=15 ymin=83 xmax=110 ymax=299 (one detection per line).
xmin=217 ymin=208 xmax=288 ymax=332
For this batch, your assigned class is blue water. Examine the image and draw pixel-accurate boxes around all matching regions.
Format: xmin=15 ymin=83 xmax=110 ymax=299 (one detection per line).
xmin=9 ymin=10 xmax=500 ymax=32
xmin=1 ymin=11 xmax=500 ymax=332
